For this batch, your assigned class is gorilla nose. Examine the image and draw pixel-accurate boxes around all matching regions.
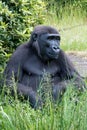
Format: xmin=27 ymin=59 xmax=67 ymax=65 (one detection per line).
xmin=52 ymin=45 xmax=60 ymax=52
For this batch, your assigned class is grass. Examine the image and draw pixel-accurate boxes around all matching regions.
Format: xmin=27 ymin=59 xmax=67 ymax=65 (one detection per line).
xmin=60 ymin=24 xmax=87 ymax=51
xmin=0 ymin=86 xmax=87 ymax=130
xmin=44 ymin=5 xmax=87 ymax=51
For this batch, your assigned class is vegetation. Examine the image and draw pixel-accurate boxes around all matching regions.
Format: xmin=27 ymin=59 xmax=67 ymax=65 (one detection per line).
xmin=44 ymin=0 xmax=87 ymax=51
xmin=0 ymin=0 xmax=46 ymax=72
xmin=0 ymin=0 xmax=87 ymax=130
xmin=0 ymin=85 xmax=87 ymax=130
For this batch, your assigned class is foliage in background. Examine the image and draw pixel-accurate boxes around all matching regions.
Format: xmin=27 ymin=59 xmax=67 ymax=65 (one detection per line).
xmin=44 ymin=0 xmax=87 ymax=52
xmin=0 ymin=0 xmax=46 ymax=71
xmin=45 ymin=0 xmax=87 ymax=19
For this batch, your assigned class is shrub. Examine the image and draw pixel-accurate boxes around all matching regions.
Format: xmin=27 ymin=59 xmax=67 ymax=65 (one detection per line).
xmin=0 ymin=0 xmax=46 ymax=71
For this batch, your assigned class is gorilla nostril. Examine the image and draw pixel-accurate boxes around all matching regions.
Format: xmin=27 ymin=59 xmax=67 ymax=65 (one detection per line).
xmin=53 ymin=46 xmax=59 ymax=51
xmin=53 ymin=46 xmax=58 ymax=50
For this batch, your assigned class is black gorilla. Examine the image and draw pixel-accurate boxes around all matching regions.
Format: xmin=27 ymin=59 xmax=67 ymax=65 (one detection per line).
xmin=3 ymin=25 xmax=85 ymax=108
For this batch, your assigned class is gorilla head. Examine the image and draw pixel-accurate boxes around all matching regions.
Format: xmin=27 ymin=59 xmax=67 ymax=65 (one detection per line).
xmin=31 ymin=25 xmax=61 ymax=60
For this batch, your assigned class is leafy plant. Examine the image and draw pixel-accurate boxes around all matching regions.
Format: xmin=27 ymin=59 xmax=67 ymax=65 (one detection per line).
xmin=0 ymin=0 xmax=46 ymax=71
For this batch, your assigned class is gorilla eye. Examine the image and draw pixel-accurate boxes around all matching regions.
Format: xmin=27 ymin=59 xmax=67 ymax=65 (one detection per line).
xmin=48 ymin=36 xmax=60 ymax=41
xmin=56 ymin=36 xmax=60 ymax=41
xmin=48 ymin=36 xmax=54 ymax=40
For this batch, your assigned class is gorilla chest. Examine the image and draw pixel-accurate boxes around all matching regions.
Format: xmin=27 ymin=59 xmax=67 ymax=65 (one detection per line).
xmin=24 ymin=56 xmax=59 ymax=76
xmin=23 ymin=56 xmax=60 ymax=88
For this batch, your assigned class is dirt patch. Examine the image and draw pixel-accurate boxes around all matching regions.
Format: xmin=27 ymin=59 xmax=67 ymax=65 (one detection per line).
xmin=67 ymin=51 xmax=87 ymax=77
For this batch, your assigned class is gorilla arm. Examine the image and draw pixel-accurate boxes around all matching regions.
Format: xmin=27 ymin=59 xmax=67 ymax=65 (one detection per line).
xmin=57 ymin=50 xmax=86 ymax=90
xmin=52 ymin=50 xmax=86 ymax=101
xmin=4 ymin=47 xmax=42 ymax=108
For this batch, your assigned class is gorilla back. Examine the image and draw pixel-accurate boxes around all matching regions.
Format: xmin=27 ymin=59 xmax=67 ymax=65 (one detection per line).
xmin=3 ymin=25 xmax=86 ymax=108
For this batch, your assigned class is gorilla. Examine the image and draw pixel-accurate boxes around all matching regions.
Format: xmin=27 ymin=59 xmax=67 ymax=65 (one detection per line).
xmin=3 ymin=25 xmax=86 ymax=108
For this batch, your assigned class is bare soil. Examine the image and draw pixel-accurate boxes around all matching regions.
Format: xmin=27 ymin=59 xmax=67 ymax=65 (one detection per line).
xmin=67 ymin=51 xmax=87 ymax=77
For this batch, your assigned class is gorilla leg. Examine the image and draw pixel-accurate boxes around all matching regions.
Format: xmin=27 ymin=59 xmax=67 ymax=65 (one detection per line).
xmin=17 ymin=83 xmax=43 ymax=108
xmin=52 ymin=77 xmax=86 ymax=102
xmin=52 ymin=81 xmax=69 ymax=101
xmin=4 ymin=79 xmax=43 ymax=109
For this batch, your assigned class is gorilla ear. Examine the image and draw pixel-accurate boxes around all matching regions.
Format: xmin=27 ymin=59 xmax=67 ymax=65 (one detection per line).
xmin=32 ymin=33 xmax=38 ymax=41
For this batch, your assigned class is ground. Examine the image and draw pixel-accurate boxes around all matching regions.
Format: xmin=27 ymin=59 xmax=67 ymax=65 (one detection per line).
xmin=67 ymin=51 xmax=87 ymax=77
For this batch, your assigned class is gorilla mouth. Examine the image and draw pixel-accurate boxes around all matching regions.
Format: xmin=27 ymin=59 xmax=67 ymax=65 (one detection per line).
xmin=48 ymin=52 xmax=59 ymax=59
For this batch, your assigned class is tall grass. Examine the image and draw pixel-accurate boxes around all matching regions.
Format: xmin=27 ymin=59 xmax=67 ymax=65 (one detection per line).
xmin=44 ymin=1 xmax=87 ymax=51
xmin=0 ymin=86 xmax=87 ymax=130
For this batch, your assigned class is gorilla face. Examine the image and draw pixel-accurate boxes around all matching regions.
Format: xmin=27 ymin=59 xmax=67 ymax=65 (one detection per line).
xmin=33 ymin=33 xmax=60 ymax=60
xmin=39 ymin=33 xmax=60 ymax=60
